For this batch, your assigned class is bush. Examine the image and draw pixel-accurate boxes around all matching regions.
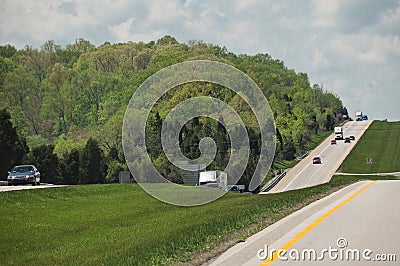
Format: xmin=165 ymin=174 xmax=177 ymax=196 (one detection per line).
xmin=25 ymin=144 xmax=61 ymax=184
xmin=80 ymin=138 xmax=106 ymax=184
xmin=105 ymin=160 xmax=128 ymax=183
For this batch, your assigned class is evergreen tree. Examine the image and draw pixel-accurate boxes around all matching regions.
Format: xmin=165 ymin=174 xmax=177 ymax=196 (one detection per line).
xmin=215 ymin=118 xmax=229 ymax=169
xmin=0 ymin=108 xmax=28 ymax=180
xmin=80 ymin=138 xmax=105 ymax=184
xmin=25 ymin=144 xmax=60 ymax=184
xmin=325 ymin=114 xmax=334 ymax=131
xmin=61 ymin=149 xmax=80 ymax=184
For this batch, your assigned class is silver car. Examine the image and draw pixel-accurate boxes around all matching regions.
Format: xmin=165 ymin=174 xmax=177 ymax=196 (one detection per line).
xmin=7 ymin=165 xmax=41 ymax=186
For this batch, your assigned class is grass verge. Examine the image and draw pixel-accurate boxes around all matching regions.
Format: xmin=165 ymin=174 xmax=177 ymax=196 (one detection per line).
xmin=340 ymin=120 xmax=400 ymax=173
xmin=1 ymin=175 xmax=398 ymax=265
xmin=305 ymin=130 xmax=333 ymax=152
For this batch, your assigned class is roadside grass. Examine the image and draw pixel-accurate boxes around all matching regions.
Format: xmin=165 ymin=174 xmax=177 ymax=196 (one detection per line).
xmin=1 ymin=174 xmax=397 ymax=265
xmin=274 ymin=160 xmax=297 ymax=170
xmin=340 ymin=121 xmax=400 ymax=173
xmin=304 ymin=130 xmax=333 ymax=152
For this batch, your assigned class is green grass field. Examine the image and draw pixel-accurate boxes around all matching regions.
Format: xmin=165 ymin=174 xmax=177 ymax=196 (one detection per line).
xmin=1 ymin=175 xmax=396 ymax=266
xmin=305 ymin=130 xmax=333 ymax=151
xmin=340 ymin=121 xmax=400 ymax=173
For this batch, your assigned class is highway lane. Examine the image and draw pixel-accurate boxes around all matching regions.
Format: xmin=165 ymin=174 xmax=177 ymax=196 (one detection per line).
xmin=0 ymin=184 xmax=68 ymax=192
xmin=267 ymin=120 xmax=372 ymax=193
xmin=266 ymin=180 xmax=400 ymax=265
xmin=208 ymin=181 xmax=400 ymax=265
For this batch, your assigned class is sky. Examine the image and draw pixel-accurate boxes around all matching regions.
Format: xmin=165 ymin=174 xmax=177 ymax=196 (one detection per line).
xmin=1 ymin=0 xmax=399 ymax=121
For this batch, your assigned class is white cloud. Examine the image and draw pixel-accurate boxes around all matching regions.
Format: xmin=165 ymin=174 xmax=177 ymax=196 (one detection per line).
xmin=108 ymin=17 xmax=135 ymax=42
xmin=312 ymin=50 xmax=329 ymax=68
xmin=311 ymin=0 xmax=339 ymax=28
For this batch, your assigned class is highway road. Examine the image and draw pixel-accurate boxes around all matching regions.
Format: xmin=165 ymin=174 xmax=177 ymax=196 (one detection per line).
xmin=0 ymin=184 xmax=68 ymax=192
xmin=267 ymin=120 xmax=372 ymax=193
xmin=208 ymin=180 xmax=400 ymax=265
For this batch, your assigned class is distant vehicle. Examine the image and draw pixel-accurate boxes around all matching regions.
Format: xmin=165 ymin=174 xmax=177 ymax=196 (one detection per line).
xmin=344 ymin=137 xmax=351 ymax=143
xmin=334 ymin=127 xmax=343 ymax=140
xmin=202 ymin=182 xmax=219 ymax=189
xmin=331 ymin=139 xmax=337 ymax=145
xmin=226 ymin=185 xmax=240 ymax=192
xmin=349 ymin=135 xmax=355 ymax=140
xmin=313 ymin=157 xmax=322 ymax=164
xmin=355 ymin=111 xmax=363 ymax=121
xmin=362 ymin=114 xmax=368 ymax=120
xmin=7 ymin=165 xmax=40 ymax=186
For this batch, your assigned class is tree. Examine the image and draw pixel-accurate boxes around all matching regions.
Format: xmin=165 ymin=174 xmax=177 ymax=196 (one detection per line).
xmin=157 ymin=35 xmax=178 ymax=46
xmin=325 ymin=114 xmax=334 ymax=131
xmin=0 ymin=44 xmax=17 ymax=58
xmin=42 ymin=63 xmax=74 ymax=134
xmin=25 ymin=144 xmax=60 ymax=184
xmin=3 ymin=66 xmax=41 ymax=134
xmin=66 ymin=38 xmax=95 ymax=53
xmin=60 ymin=149 xmax=80 ymax=185
xmin=0 ymin=55 xmax=13 ymax=87
xmin=0 ymin=109 xmax=28 ymax=180
xmin=215 ymin=117 xmax=229 ymax=169
xmin=80 ymin=138 xmax=105 ymax=184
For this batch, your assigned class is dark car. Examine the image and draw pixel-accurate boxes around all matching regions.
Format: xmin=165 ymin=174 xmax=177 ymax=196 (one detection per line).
xmin=7 ymin=165 xmax=40 ymax=186
xmin=349 ymin=135 xmax=355 ymax=140
xmin=226 ymin=185 xmax=240 ymax=192
xmin=344 ymin=137 xmax=351 ymax=143
xmin=313 ymin=157 xmax=322 ymax=164
xmin=331 ymin=139 xmax=337 ymax=145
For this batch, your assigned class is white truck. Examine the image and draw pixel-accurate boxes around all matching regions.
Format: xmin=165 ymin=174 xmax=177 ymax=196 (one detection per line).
xmin=355 ymin=111 xmax=363 ymax=121
xmin=334 ymin=126 xmax=343 ymax=140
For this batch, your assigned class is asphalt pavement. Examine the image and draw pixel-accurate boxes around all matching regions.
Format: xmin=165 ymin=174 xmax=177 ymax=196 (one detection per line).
xmin=267 ymin=120 xmax=372 ymax=193
xmin=208 ymin=180 xmax=400 ymax=265
xmin=0 ymin=184 xmax=68 ymax=192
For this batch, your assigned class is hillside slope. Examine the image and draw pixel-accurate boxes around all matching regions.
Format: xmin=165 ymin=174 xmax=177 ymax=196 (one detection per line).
xmin=340 ymin=121 xmax=400 ymax=173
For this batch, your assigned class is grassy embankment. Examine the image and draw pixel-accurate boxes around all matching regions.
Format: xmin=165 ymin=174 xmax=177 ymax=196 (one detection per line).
xmin=340 ymin=120 xmax=400 ymax=173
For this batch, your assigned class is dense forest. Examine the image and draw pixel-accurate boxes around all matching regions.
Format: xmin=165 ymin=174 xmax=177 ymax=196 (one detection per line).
xmin=0 ymin=35 xmax=347 ymax=188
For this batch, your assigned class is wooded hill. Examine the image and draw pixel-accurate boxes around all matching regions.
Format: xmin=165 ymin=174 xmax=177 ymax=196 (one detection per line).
xmin=0 ymin=36 xmax=347 ymax=187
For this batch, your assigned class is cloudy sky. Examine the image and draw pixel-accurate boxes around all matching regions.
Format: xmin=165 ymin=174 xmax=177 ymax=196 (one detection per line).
xmin=1 ymin=0 xmax=399 ymax=121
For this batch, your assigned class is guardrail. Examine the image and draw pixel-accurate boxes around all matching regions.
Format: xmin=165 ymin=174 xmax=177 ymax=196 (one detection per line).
xmin=296 ymin=151 xmax=309 ymax=161
xmin=339 ymin=119 xmax=350 ymax=127
xmin=260 ymin=171 xmax=286 ymax=193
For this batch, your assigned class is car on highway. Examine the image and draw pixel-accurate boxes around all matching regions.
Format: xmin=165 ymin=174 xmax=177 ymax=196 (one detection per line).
xmin=7 ymin=165 xmax=40 ymax=186
xmin=226 ymin=185 xmax=240 ymax=192
xmin=349 ymin=135 xmax=355 ymax=140
xmin=330 ymin=139 xmax=337 ymax=145
xmin=344 ymin=137 xmax=351 ymax=143
xmin=312 ymin=156 xmax=322 ymax=164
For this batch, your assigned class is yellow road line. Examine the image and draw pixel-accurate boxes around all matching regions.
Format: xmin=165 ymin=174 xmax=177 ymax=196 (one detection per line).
xmin=259 ymin=180 xmax=378 ymax=265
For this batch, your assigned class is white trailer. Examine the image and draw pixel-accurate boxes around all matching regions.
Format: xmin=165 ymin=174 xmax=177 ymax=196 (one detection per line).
xmin=355 ymin=111 xmax=363 ymax=121
xmin=334 ymin=126 xmax=343 ymax=140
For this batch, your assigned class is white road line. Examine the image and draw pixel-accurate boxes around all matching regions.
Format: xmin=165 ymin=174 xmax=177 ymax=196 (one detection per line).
xmin=282 ymin=143 xmax=332 ymax=191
